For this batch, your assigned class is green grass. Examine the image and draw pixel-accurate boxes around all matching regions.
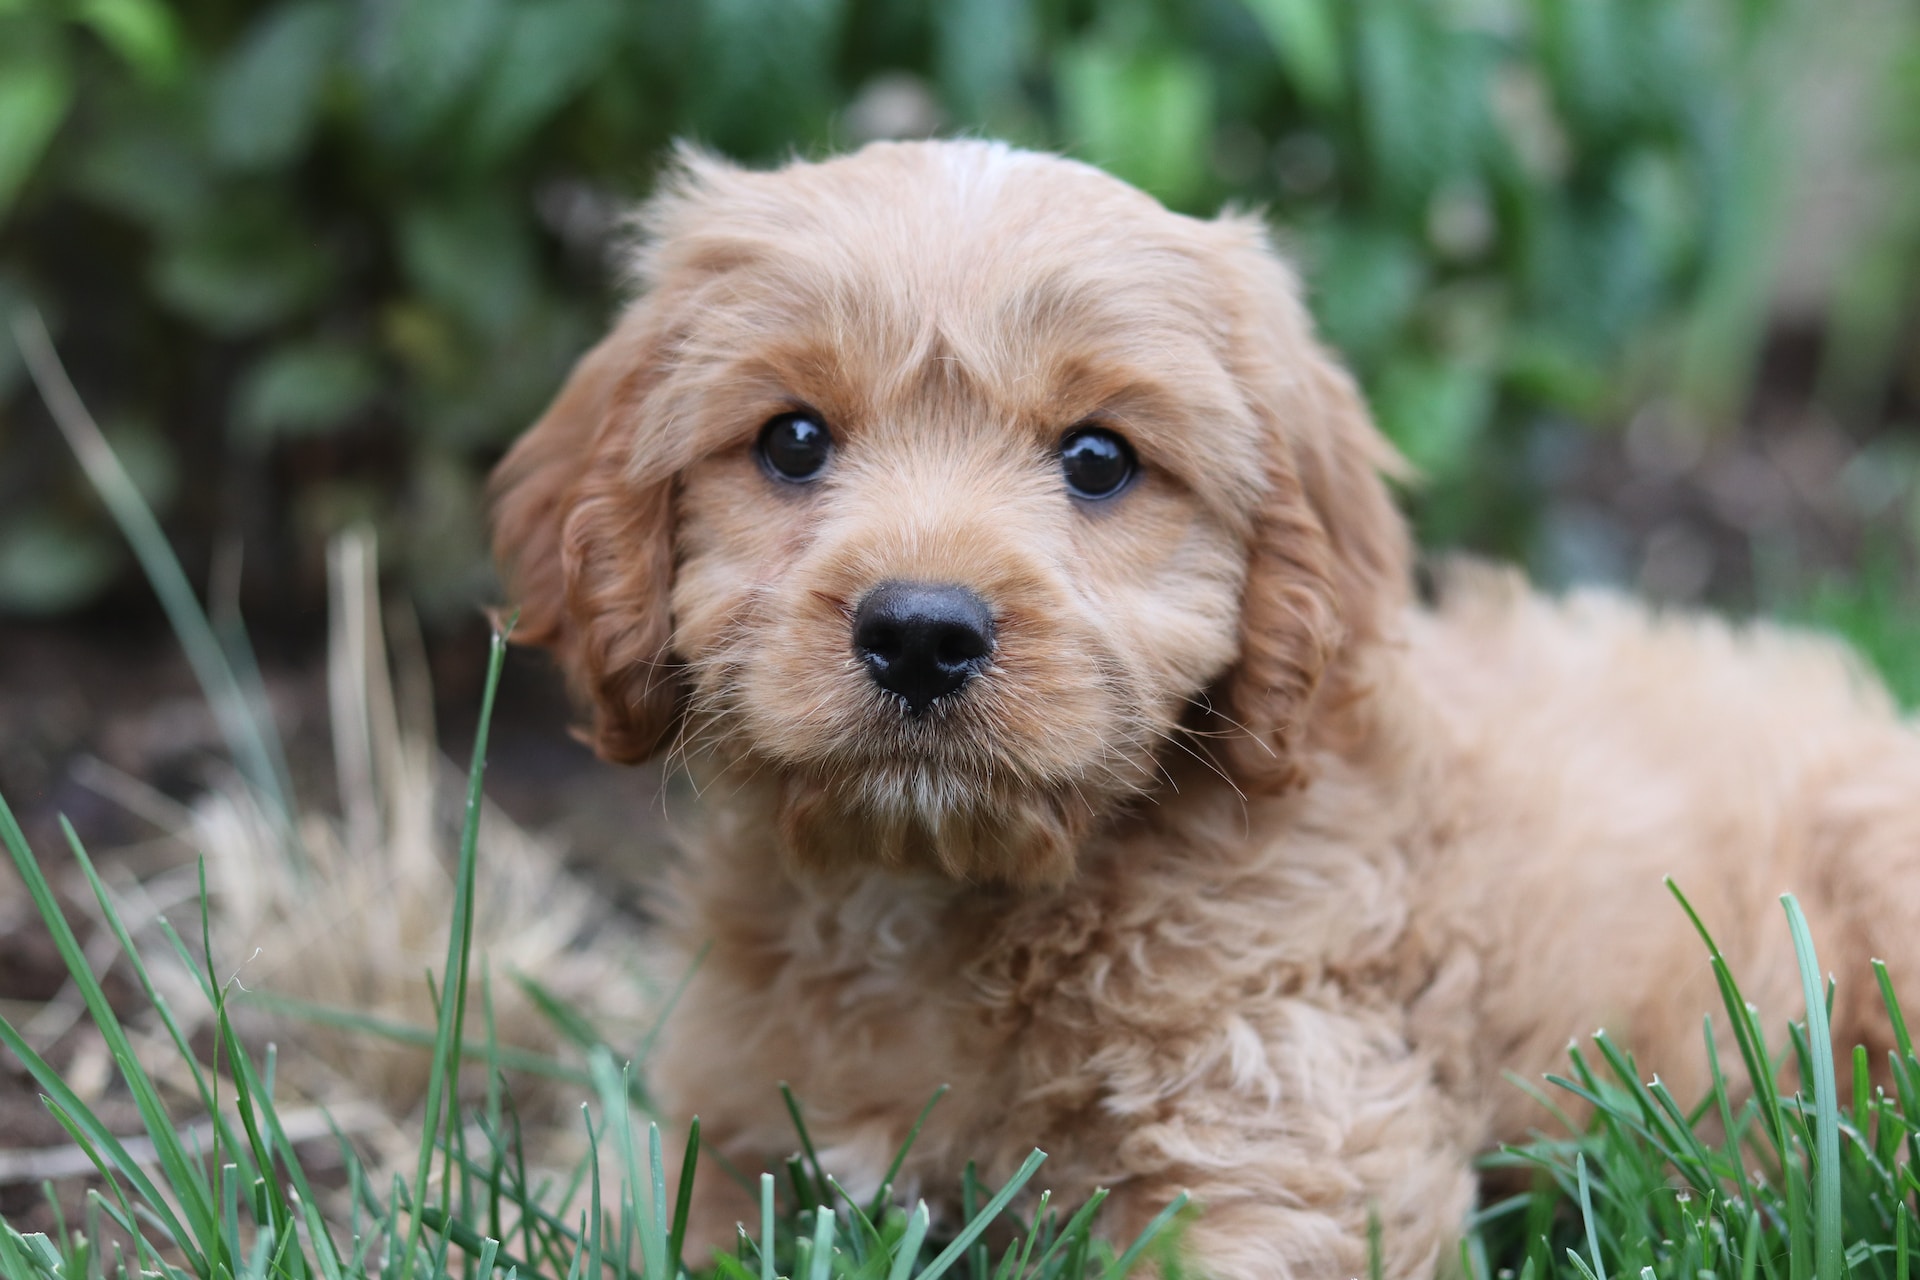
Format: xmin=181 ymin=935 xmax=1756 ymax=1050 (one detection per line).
xmin=1467 ymin=884 xmax=1920 ymax=1280
xmin=1792 ymin=548 xmax=1920 ymax=710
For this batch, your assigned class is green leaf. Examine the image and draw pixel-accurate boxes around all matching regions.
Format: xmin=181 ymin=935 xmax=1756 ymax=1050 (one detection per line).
xmin=1534 ymin=0 xmax=1690 ymax=146
xmin=1240 ymin=0 xmax=1343 ymax=108
xmin=76 ymin=0 xmax=183 ymax=83
xmin=358 ymin=0 xmax=510 ymax=150
xmin=232 ymin=339 xmax=380 ymax=440
xmin=691 ymin=0 xmax=848 ymax=151
xmin=935 ymin=0 xmax=1033 ymax=121
xmin=1305 ymin=222 xmax=1425 ymax=360
xmin=209 ymin=0 xmax=346 ymax=170
xmin=1351 ymin=3 xmax=1424 ymax=209
xmin=463 ymin=0 xmax=620 ymax=161
xmin=392 ymin=294 xmax=591 ymax=446
xmin=1500 ymin=332 xmax=1607 ymax=414
xmin=1674 ymin=41 xmax=1793 ymax=419
xmin=1352 ymin=6 xmax=1492 ymax=216
xmin=1056 ymin=38 xmax=1212 ymax=209
xmin=0 ymin=511 xmax=119 ymax=615
xmin=397 ymin=194 xmax=537 ymax=338
xmin=151 ymin=207 xmax=329 ymax=333
xmin=0 ymin=46 xmax=73 ymax=217
xmin=72 ymin=113 xmax=214 ymax=230
xmin=1372 ymin=355 xmax=1491 ymax=482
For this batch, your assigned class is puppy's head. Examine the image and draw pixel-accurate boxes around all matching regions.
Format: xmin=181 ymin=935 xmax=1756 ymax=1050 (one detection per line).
xmin=492 ymin=141 xmax=1408 ymax=886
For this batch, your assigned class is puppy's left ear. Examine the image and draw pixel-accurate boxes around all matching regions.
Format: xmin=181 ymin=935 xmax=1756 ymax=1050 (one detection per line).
xmin=490 ymin=311 xmax=682 ymax=764
xmin=1210 ymin=217 xmax=1412 ymax=792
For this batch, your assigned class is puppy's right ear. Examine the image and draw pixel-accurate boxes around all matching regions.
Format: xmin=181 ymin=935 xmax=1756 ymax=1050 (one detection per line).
xmin=490 ymin=313 xmax=681 ymax=763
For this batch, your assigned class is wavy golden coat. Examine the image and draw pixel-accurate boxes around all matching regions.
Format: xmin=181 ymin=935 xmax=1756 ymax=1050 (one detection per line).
xmin=491 ymin=141 xmax=1920 ymax=1280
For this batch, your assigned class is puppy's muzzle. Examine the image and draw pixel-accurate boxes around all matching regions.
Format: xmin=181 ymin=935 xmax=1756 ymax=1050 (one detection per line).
xmin=853 ymin=581 xmax=994 ymax=714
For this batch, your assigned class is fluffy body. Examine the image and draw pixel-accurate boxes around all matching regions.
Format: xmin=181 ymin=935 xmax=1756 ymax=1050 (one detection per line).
xmin=490 ymin=141 xmax=1920 ymax=1280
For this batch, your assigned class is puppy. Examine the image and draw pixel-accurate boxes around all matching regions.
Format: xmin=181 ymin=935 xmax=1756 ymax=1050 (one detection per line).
xmin=491 ymin=140 xmax=1920 ymax=1280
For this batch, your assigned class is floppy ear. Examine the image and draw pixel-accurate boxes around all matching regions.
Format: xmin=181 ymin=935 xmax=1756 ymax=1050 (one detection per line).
xmin=1211 ymin=219 xmax=1412 ymax=793
xmin=489 ymin=313 xmax=682 ymax=764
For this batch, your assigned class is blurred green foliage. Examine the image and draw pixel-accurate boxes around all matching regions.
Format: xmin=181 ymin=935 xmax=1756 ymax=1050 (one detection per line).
xmin=0 ymin=0 xmax=1875 ymax=620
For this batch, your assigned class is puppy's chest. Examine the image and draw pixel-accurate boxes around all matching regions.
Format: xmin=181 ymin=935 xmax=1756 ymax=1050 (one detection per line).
xmin=695 ymin=836 xmax=1437 ymax=1140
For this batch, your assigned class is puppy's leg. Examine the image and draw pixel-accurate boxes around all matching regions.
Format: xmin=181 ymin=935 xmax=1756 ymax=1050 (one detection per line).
xmin=1095 ymin=1003 xmax=1477 ymax=1280
xmin=1801 ymin=736 xmax=1920 ymax=1057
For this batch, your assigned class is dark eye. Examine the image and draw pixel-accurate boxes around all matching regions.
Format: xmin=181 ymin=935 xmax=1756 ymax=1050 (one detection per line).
xmin=1059 ymin=425 xmax=1136 ymax=499
xmin=757 ymin=412 xmax=833 ymax=482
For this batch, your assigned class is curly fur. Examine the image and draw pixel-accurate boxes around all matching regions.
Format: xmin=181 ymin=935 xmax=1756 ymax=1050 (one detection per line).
xmin=491 ymin=140 xmax=1920 ymax=1280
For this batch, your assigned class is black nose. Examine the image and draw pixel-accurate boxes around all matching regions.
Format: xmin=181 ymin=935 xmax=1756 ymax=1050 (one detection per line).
xmin=852 ymin=581 xmax=995 ymax=714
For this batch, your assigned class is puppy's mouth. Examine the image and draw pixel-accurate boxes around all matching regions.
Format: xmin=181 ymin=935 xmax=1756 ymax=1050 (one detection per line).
xmin=694 ymin=580 xmax=1165 ymax=883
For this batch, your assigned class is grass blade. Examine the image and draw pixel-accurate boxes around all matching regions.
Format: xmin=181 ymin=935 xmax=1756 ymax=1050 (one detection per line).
xmin=670 ymin=1117 xmax=702 ymax=1277
xmin=1576 ymin=1152 xmax=1602 ymax=1280
xmin=781 ymin=1083 xmax=833 ymax=1209
xmin=1672 ymin=880 xmax=1791 ymax=1155
xmin=808 ymin=1204 xmax=836 ymax=1280
xmin=761 ymin=1173 xmax=777 ymax=1280
xmin=886 ymin=1201 xmax=931 ymax=1280
xmin=648 ymin=1120 xmax=670 ymax=1280
xmin=11 ymin=308 xmax=295 ymax=835
xmin=1101 ymin=1191 xmax=1188 ymax=1280
xmin=404 ymin=621 xmax=509 ymax=1269
xmin=0 ymin=791 xmax=213 ymax=1271
xmin=1782 ymin=895 xmax=1842 ymax=1280
xmin=241 ymin=990 xmax=593 ymax=1084
xmin=915 ymin=1150 xmax=1047 ymax=1280
xmin=867 ymin=1085 xmax=949 ymax=1221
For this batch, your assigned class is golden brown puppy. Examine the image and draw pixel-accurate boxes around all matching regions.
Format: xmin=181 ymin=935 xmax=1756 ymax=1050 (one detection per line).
xmin=491 ymin=140 xmax=1920 ymax=1280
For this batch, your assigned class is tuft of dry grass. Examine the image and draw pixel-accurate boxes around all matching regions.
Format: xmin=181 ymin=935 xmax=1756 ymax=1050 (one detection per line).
xmin=0 ymin=527 xmax=658 ymax=1228
xmin=188 ymin=530 xmax=652 ymax=1129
